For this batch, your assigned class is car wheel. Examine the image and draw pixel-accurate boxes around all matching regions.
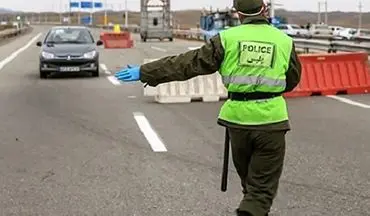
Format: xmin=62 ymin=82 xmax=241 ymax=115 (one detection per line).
xmin=39 ymin=66 xmax=48 ymax=79
xmin=169 ymin=37 xmax=173 ymax=42
xmin=40 ymin=71 xmax=48 ymax=79
xmin=92 ymin=67 xmax=99 ymax=77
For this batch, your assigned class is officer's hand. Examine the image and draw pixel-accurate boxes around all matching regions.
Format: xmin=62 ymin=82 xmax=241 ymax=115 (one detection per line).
xmin=114 ymin=64 xmax=141 ymax=82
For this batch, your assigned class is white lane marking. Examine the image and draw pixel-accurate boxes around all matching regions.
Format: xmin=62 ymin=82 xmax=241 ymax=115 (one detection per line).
xmin=99 ymin=63 xmax=108 ymax=71
xmin=188 ymin=46 xmax=202 ymax=50
xmin=326 ymin=95 xmax=370 ymax=109
xmin=107 ymin=76 xmax=121 ymax=85
xmin=151 ymin=46 xmax=167 ymax=52
xmin=133 ymin=112 xmax=167 ymax=152
xmin=128 ymin=95 xmax=137 ymax=98
xmin=99 ymin=63 xmax=111 ymax=74
xmin=99 ymin=63 xmax=112 ymax=75
xmin=0 ymin=33 xmax=42 ymax=71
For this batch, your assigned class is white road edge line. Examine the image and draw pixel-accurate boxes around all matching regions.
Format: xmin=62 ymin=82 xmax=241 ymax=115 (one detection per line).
xmin=133 ymin=112 xmax=167 ymax=152
xmin=0 ymin=33 xmax=42 ymax=71
xmin=107 ymin=76 xmax=121 ymax=85
xmin=151 ymin=46 xmax=167 ymax=52
xmin=326 ymin=95 xmax=370 ymax=109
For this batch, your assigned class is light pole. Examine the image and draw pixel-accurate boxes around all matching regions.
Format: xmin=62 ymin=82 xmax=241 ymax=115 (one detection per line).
xmin=124 ymin=0 xmax=128 ymax=27
xmin=90 ymin=0 xmax=94 ymax=25
xmin=68 ymin=0 xmax=71 ymax=24
xmin=317 ymin=0 xmax=328 ymax=24
xmin=358 ymin=1 xmax=363 ymax=30
xmin=59 ymin=0 xmax=63 ymax=23
xmin=104 ymin=0 xmax=107 ymax=25
xmin=270 ymin=0 xmax=275 ymax=18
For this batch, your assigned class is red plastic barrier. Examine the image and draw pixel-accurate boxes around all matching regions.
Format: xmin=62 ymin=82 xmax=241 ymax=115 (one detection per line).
xmin=101 ymin=32 xmax=133 ymax=49
xmin=99 ymin=32 xmax=105 ymax=41
xmin=284 ymin=52 xmax=370 ymax=97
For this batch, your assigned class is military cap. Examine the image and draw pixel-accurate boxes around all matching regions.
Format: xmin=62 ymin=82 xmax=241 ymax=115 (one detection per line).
xmin=234 ymin=0 xmax=264 ymax=14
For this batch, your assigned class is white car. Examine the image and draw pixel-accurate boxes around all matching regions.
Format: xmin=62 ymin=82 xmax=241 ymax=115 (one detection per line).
xmin=309 ymin=24 xmax=332 ymax=35
xmin=336 ymin=28 xmax=357 ymax=40
xmin=277 ymin=24 xmax=310 ymax=37
xmin=354 ymin=29 xmax=370 ymax=37
xmin=330 ymin=26 xmax=345 ymax=36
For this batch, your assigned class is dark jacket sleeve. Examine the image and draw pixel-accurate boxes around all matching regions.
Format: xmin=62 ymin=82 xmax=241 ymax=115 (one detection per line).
xmin=140 ymin=35 xmax=225 ymax=87
xmin=284 ymin=43 xmax=302 ymax=92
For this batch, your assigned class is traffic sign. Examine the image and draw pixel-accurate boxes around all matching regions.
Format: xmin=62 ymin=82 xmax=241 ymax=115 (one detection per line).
xmin=70 ymin=2 xmax=79 ymax=8
xmin=94 ymin=2 xmax=103 ymax=8
xmin=80 ymin=1 xmax=93 ymax=8
xmin=69 ymin=1 xmax=103 ymax=10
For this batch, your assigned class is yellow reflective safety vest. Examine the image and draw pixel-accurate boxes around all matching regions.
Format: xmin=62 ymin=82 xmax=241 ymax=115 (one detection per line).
xmin=218 ymin=23 xmax=293 ymax=125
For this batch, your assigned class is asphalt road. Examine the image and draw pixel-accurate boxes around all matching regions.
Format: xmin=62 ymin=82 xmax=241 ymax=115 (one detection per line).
xmin=0 ymin=25 xmax=369 ymax=216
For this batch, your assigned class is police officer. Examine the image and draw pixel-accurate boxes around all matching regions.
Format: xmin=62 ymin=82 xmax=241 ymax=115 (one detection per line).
xmin=115 ymin=0 xmax=301 ymax=215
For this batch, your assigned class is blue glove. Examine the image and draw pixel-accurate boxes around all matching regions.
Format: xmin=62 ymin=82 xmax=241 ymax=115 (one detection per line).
xmin=115 ymin=64 xmax=140 ymax=82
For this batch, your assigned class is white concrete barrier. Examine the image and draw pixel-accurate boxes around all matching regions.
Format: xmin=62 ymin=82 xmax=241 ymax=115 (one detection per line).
xmin=142 ymin=59 xmax=227 ymax=103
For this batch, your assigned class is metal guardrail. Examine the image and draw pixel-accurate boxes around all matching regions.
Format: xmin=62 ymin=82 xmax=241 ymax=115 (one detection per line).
xmin=0 ymin=26 xmax=32 ymax=40
xmin=29 ymin=22 xmax=370 ymax=54
xmin=171 ymin=29 xmax=370 ymax=54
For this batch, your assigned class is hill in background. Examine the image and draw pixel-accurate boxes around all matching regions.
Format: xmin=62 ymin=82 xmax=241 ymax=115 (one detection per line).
xmin=0 ymin=8 xmax=369 ymax=29
xmin=171 ymin=9 xmax=370 ymax=29
xmin=96 ymin=9 xmax=370 ymax=29
xmin=0 ymin=8 xmax=13 ymax=13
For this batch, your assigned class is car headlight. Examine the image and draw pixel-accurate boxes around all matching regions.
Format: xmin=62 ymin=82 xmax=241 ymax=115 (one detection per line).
xmin=41 ymin=51 xmax=55 ymax=59
xmin=83 ymin=50 xmax=97 ymax=59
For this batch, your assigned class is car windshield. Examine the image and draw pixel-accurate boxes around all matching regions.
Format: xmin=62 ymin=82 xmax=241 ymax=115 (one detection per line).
xmin=45 ymin=28 xmax=94 ymax=44
xmin=291 ymin=25 xmax=301 ymax=29
xmin=348 ymin=29 xmax=357 ymax=34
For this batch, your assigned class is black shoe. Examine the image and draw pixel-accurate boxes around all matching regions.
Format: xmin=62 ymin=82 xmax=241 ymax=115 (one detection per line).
xmin=235 ymin=209 xmax=252 ymax=216
xmin=235 ymin=209 xmax=268 ymax=216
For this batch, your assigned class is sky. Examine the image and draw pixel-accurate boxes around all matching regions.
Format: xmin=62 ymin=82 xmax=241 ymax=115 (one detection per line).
xmin=1 ymin=0 xmax=369 ymax=13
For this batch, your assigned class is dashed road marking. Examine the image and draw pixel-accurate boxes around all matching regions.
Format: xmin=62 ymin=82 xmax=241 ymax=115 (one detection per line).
xmin=133 ymin=112 xmax=167 ymax=152
xmin=326 ymin=95 xmax=370 ymax=109
xmin=0 ymin=33 xmax=42 ymax=71
xmin=99 ymin=63 xmax=108 ymax=71
xmin=99 ymin=63 xmax=111 ymax=74
xmin=107 ymin=76 xmax=121 ymax=85
xmin=151 ymin=46 xmax=167 ymax=52
xmin=188 ymin=46 xmax=202 ymax=50
xmin=100 ymin=64 xmax=120 ymax=85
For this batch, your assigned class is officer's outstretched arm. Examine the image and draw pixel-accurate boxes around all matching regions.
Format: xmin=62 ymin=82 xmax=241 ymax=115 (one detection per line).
xmin=140 ymin=35 xmax=225 ymax=87
xmin=284 ymin=43 xmax=302 ymax=92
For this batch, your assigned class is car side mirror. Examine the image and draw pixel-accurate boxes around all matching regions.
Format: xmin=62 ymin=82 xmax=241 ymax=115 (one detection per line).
xmin=36 ymin=41 xmax=42 ymax=46
xmin=96 ymin=40 xmax=103 ymax=46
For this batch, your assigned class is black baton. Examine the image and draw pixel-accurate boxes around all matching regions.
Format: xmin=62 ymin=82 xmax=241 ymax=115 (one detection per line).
xmin=221 ymin=128 xmax=230 ymax=192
